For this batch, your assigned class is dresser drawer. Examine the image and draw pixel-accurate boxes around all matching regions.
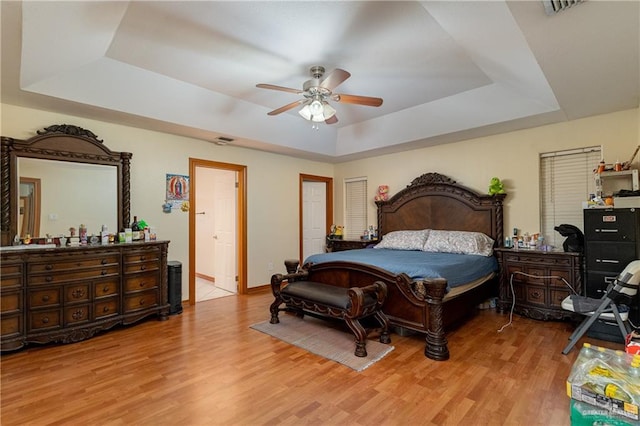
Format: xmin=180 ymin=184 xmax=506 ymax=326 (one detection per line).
xmin=28 ymin=265 xmax=120 ymax=285
xmin=29 ymin=288 xmax=61 ymax=308
xmin=585 ymin=242 xmax=637 ymax=272
xmin=550 ymin=289 xmax=571 ymax=309
xmin=1 ymin=292 xmax=21 ymax=314
xmin=124 ymin=249 xmax=161 ymax=265
xmin=523 ymin=284 xmax=546 ymax=306
xmin=64 ymin=305 xmax=90 ymax=325
xmin=124 ymin=273 xmax=159 ymax=292
xmin=584 ymin=208 xmax=639 ymax=241
xmin=1 ymin=263 xmax=23 ymax=287
xmin=94 ymin=279 xmax=119 ymax=299
xmin=28 ymin=255 xmax=119 ymax=274
xmin=29 ymin=309 xmax=61 ymax=331
xmin=123 ymin=291 xmax=158 ymax=313
xmin=94 ymin=298 xmax=119 ymax=320
xmin=123 ymin=261 xmax=160 ymax=274
xmin=64 ymin=284 xmax=90 ymax=304
xmin=1 ymin=315 xmax=21 ymax=337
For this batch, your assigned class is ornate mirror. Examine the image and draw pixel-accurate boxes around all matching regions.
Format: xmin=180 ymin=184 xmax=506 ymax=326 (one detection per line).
xmin=1 ymin=125 xmax=131 ymax=246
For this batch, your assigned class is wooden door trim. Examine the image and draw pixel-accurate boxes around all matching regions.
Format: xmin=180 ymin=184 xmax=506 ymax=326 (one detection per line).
xmin=299 ymin=174 xmax=333 ymax=264
xmin=189 ymin=158 xmax=247 ymax=305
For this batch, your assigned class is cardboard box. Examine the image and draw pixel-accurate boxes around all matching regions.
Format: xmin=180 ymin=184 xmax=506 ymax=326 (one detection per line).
xmin=613 ymin=196 xmax=640 ymax=208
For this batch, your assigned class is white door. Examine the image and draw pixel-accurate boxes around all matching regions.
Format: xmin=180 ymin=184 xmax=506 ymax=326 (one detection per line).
xmin=213 ymin=169 xmax=237 ymax=293
xmin=302 ymin=181 xmax=327 ymax=261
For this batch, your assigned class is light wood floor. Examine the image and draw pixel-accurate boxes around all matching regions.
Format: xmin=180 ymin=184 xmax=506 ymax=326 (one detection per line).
xmin=1 ymin=290 xmax=622 ymax=425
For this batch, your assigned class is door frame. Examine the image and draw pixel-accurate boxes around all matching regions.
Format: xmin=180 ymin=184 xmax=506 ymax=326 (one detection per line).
xmin=299 ymin=174 xmax=333 ymax=262
xmin=189 ymin=158 xmax=247 ymax=305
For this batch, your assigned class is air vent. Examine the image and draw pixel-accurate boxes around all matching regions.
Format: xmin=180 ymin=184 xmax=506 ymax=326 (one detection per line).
xmin=543 ymin=0 xmax=584 ymax=15
xmin=214 ymin=136 xmax=234 ymax=146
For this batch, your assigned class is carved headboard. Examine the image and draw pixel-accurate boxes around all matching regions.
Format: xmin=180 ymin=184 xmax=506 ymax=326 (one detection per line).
xmin=375 ymin=172 xmax=506 ymax=246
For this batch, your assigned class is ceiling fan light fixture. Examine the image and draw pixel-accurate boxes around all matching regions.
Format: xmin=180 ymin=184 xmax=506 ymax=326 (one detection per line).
xmin=309 ymin=99 xmax=324 ymax=116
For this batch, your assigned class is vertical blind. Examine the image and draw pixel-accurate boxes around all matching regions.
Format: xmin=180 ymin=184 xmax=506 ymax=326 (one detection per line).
xmin=540 ymin=147 xmax=601 ymax=248
xmin=344 ymin=177 xmax=367 ymax=240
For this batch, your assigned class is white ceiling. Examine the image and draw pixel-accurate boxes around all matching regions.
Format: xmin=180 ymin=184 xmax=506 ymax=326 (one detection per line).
xmin=2 ymin=1 xmax=638 ymax=163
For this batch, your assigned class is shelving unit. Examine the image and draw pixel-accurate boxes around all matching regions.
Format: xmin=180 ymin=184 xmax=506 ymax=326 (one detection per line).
xmin=595 ymin=169 xmax=639 ymax=197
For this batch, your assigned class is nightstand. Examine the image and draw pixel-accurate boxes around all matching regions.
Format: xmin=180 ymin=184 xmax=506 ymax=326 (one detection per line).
xmin=494 ymin=247 xmax=583 ymax=321
xmin=326 ymin=238 xmax=377 ymax=252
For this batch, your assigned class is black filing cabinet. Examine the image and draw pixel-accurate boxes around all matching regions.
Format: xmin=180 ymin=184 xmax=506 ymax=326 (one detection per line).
xmin=583 ymin=208 xmax=640 ymax=340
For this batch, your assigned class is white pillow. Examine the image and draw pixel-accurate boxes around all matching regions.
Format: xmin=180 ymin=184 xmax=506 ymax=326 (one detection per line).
xmin=422 ymin=230 xmax=495 ymax=256
xmin=374 ymin=230 xmax=429 ymax=251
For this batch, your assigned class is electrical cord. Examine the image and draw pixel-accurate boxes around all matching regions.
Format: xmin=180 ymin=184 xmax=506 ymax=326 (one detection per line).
xmin=497 ymin=271 xmax=580 ymax=332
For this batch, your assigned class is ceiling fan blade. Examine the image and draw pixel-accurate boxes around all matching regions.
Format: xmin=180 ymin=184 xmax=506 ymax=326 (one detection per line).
xmin=256 ymin=83 xmax=303 ymax=95
xmin=267 ymin=99 xmax=306 ymax=116
xmin=325 ymin=115 xmax=338 ymax=125
xmin=319 ymin=68 xmax=351 ymax=91
xmin=332 ymin=94 xmax=383 ymax=107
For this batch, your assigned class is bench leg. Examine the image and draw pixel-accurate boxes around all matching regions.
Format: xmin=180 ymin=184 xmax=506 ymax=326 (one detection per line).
xmin=375 ymin=311 xmax=391 ymax=344
xmin=269 ymin=297 xmax=282 ymax=324
xmin=345 ymin=318 xmax=368 ymax=357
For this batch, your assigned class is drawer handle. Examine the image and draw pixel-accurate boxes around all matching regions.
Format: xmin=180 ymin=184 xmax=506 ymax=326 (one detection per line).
xmin=103 ymin=306 xmax=110 ymax=313
xmin=72 ymin=288 xmax=86 ymax=298
xmin=140 ymin=265 xmax=146 ymax=271
xmin=101 ymin=259 xmax=108 ymax=265
xmin=139 ymin=282 xmax=146 ymax=287
xmin=140 ymin=256 xmax=146 ymax=261
xmin=531 ymin=291 xmax=542 ymax=299
xmin=45 ymin=264 xmax=53 ymax=270
xmin=596 ymin=259 xmax=620 ymax=264
xmin=595 ymin=229 xmax=618 ymax=233
xmin=101 ymin=269 xmax=108 ymax=275
xmin=42 ymin=316 xmax=49 ymax=324
xmin=139 ymin=299 xmax=145 ymax=306
xmin=102 ymin=285 xmax=110 ymax=293
xmin=42 ymin=295 xmax=50 ymax=302
xmin=45 ymin=276 xmax=53 ymax=282
xmin=72 ymin=309 xmax=84 ymax=320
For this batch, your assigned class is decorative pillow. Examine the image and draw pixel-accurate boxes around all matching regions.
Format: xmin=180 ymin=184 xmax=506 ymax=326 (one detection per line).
xmin=422 ymin=230 xmax=495 ymax=256
xmin=374 ymin=230 xmax=429 ymax=251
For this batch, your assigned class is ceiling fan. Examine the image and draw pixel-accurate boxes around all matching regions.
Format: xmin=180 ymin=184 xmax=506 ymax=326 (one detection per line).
xmin=256 ymin=66 xmax=383 ymax=125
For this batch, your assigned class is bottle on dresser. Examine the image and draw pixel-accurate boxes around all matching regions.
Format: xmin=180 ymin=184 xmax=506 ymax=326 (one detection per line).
xmin=131 ymin=216 xmax=141 ymax=241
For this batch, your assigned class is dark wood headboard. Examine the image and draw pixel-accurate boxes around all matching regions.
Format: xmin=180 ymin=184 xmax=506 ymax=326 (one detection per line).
xmin=375 ymin=172 xmax=506 ymax=246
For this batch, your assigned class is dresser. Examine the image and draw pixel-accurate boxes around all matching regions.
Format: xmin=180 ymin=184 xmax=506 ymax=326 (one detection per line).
xmin=583 ymin=208 xmax=640 ymax=340
xmin=0 ymin=241 xmax=169 ymax=352
xmin=326 ymin=238 xmax=377 ymax=252
xmin=495 ymin=248 xmax=583 ymax=321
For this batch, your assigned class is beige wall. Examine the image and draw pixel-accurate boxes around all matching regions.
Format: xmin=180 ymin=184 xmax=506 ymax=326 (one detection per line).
xmin=1 ymin=104 xmax=334 ymax=299
xmin=334 ymin=108 xmax=639 ymax=244
xmin=2 ymin=104 xmax=638 ymax=298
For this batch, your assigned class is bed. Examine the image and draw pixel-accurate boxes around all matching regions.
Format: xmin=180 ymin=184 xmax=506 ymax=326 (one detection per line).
xmin=298 ymin=172 xmax=506 ymax=361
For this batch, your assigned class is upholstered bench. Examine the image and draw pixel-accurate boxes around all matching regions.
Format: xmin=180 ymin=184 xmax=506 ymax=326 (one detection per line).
xmin=269 ymin=271 xmax=391 ymax=357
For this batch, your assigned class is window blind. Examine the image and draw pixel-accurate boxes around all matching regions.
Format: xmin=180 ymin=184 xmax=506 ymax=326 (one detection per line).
xmin=344 ymin=177 xmax=367 ymax=240
xmin=540 ymin=147 xmax=601 ymax=247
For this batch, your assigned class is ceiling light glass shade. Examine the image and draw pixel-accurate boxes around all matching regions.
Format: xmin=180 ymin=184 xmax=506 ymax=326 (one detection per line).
xmin=309 ymin=99 xmax=324 ymax=116
xmin=298 ymin=105 xmax=312 ymax=120
xmin=322 ymin=102 xmax=336 ymax=119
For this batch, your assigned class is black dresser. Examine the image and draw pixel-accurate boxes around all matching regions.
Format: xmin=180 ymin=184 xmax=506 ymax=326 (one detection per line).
xmin=583 ymin=207 xmax=640 ymax=341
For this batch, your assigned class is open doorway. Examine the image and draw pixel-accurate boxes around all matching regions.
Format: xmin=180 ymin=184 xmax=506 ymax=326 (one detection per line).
xmin=189 ymin=158 xmax=247 ymax=305
xmin=300 ymin=174 xmax=333 ymax=263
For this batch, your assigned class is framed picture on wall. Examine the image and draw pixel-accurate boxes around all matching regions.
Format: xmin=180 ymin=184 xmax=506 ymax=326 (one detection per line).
xmin=166 ymin=174 xmax=189 ymax=210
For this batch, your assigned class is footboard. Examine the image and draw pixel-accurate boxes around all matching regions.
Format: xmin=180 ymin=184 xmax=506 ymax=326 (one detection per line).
xmin=301 ymin=260 xmax=450 ymax=361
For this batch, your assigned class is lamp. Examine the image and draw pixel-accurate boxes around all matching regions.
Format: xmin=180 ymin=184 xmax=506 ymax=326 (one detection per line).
xmin=299 ymin=98 xmax=336 ymax=123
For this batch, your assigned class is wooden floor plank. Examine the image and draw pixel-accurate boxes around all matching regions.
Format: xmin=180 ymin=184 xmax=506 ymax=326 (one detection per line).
xmin=1 ymin=290 xmax=622 ymax=425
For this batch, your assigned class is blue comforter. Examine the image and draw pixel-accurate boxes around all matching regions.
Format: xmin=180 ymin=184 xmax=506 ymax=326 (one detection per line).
xmin=304 ymin=249 xmax=498 ymax=289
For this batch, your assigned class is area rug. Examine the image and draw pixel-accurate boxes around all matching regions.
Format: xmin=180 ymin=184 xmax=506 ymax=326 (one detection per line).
xmin=250 ymin=314 xmax=394 ymax=372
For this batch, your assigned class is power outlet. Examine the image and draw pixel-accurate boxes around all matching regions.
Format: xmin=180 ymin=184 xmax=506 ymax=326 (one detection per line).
xmin=268 ymin=262 xmax=274 ymax=271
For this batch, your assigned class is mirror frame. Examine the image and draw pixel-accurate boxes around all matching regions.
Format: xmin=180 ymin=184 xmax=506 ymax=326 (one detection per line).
xmin=1 ymin=124 xmax=132 ymax=246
